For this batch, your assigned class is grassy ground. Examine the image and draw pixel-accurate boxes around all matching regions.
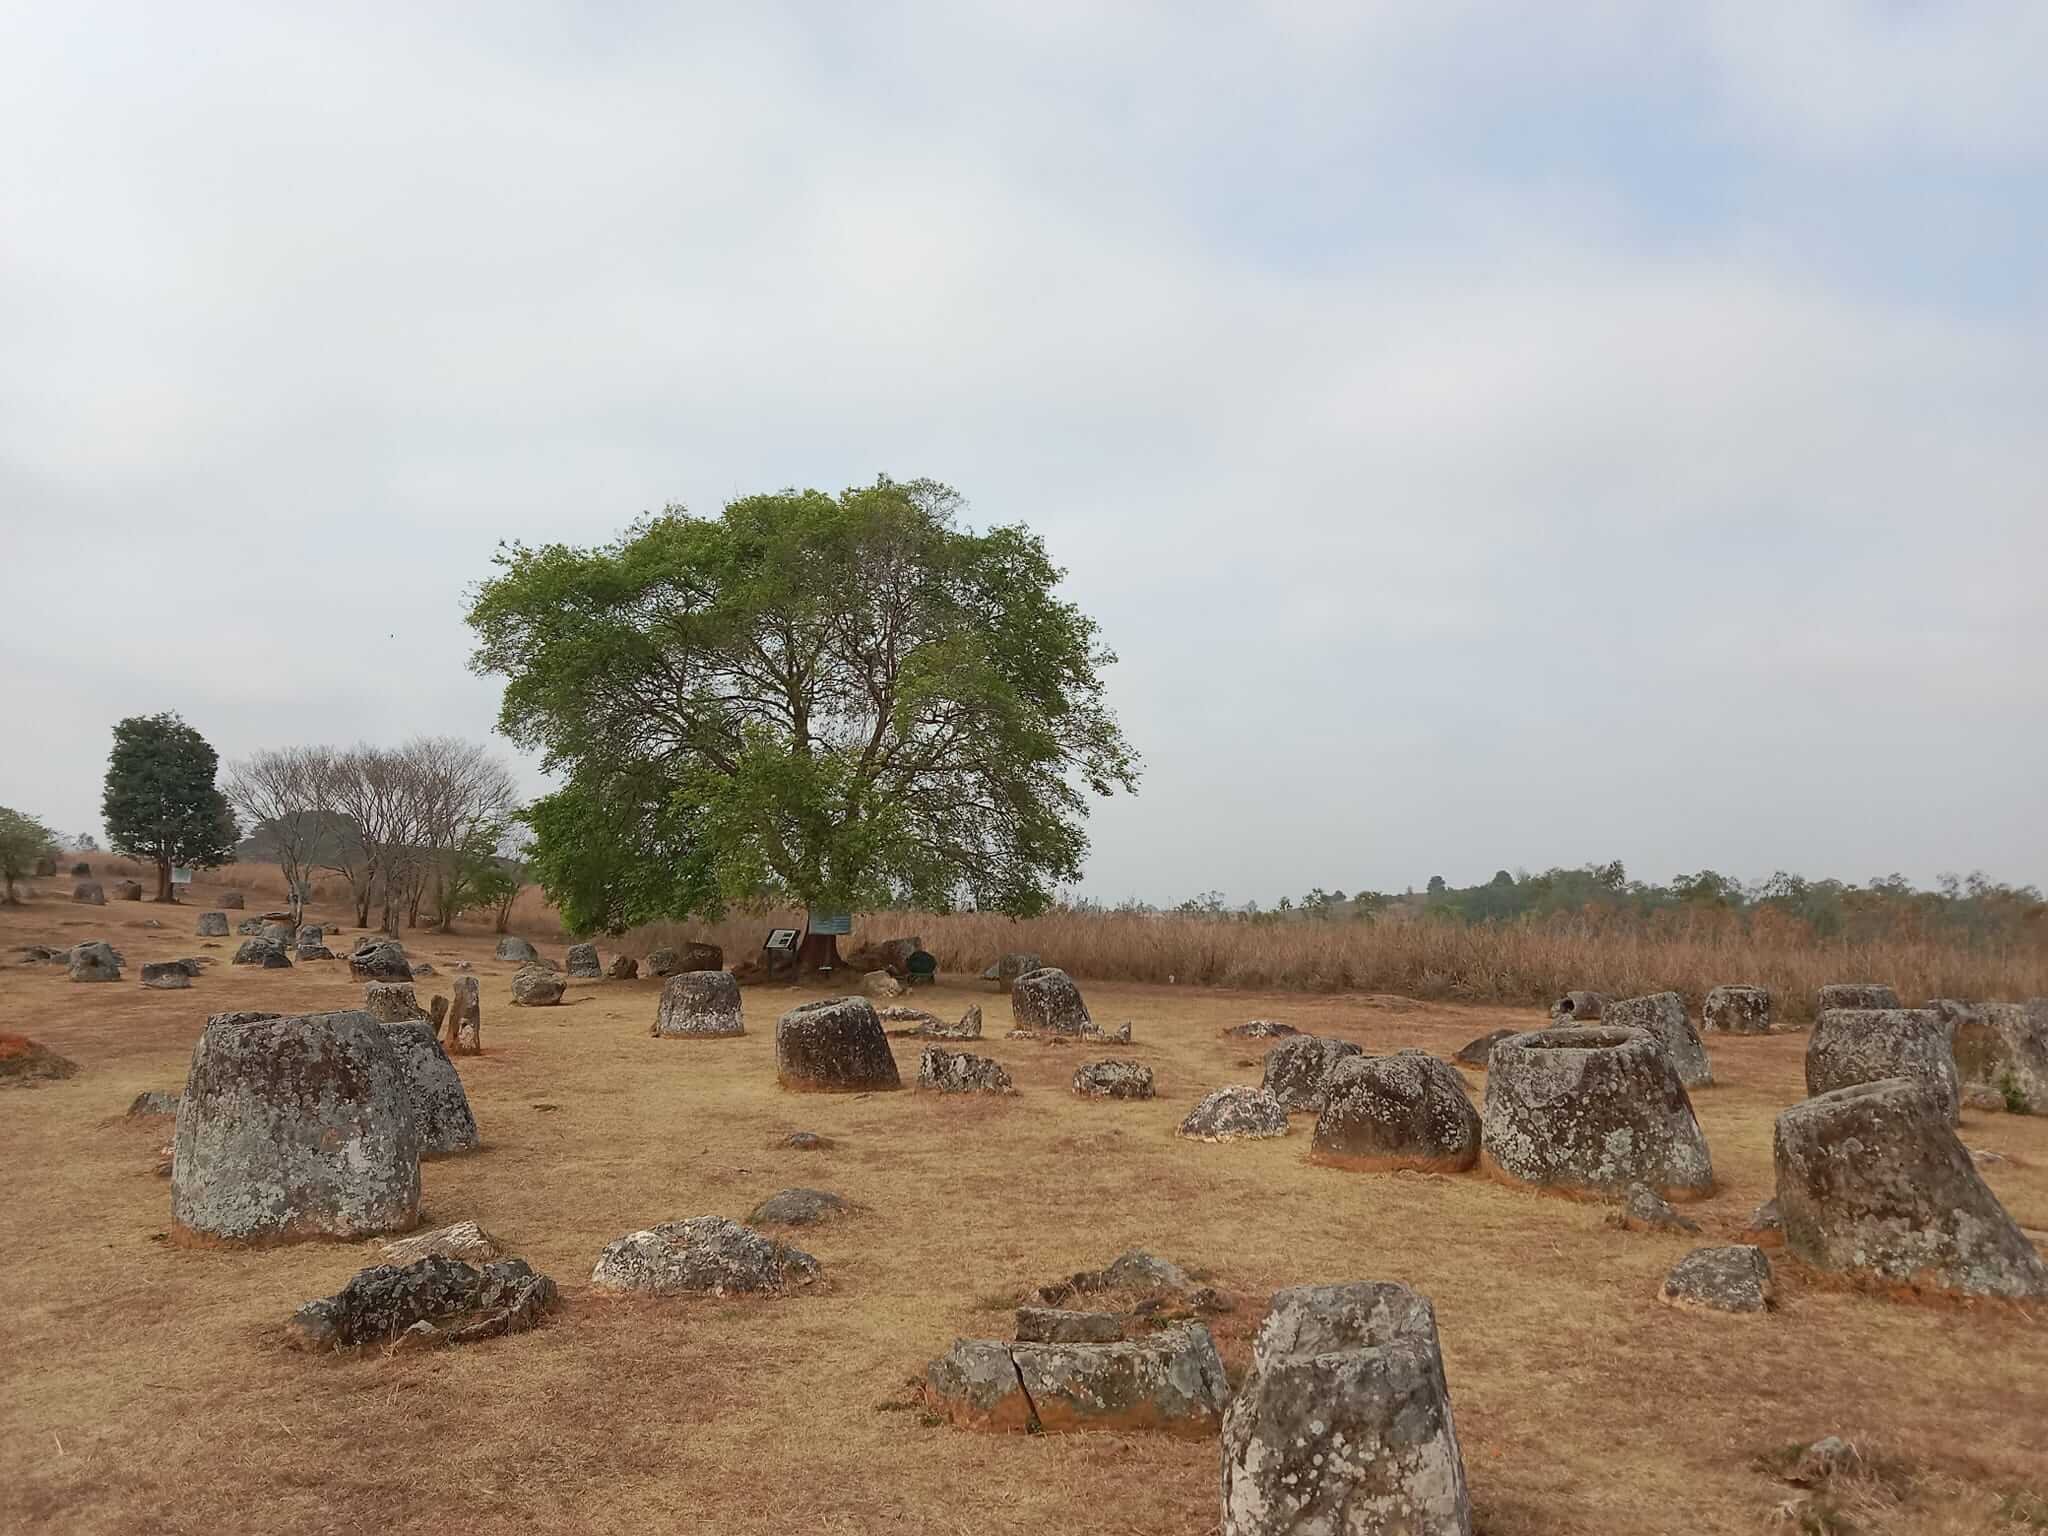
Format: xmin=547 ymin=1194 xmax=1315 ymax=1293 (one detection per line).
xmin=2 ymin=891 xmax=2044 ymax=1535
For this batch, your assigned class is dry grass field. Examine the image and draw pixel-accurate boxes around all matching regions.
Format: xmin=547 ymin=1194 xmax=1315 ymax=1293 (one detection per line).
xmin=3 ymin=885 xmax=2045 ymax=1535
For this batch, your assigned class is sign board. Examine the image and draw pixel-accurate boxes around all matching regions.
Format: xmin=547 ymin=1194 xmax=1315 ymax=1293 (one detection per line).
xmin=807 ymin=913 xmax=852 ymax=936
xmin=764 ymin=928 xmax=799 ymax=952
xmin=170 ymin=867 xmax=194 ymax=886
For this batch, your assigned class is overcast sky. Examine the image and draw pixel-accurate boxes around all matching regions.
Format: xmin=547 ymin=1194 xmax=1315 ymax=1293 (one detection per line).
xmin=4 ymin=2 xmax=2044 ymax=905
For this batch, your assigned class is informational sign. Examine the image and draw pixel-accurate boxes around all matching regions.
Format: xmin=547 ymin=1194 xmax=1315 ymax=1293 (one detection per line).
xmin=764 ymin=928 xmax=799 ymax=952
xmin=170 ymin=867 xmax=194 ymax=886
xmin=806 ymin=913 xmax=852 ymax=936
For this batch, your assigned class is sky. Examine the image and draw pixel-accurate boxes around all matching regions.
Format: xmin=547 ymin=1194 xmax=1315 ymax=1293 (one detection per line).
xmin=3 ymin=1 xmax=2044 ymax=906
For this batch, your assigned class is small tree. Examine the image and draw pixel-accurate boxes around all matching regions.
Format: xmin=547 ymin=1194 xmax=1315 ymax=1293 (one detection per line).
xmin=101 ymin=713 xmax=238 ymax=902
xmin=0 ymin=807 xmax=59 ymax=903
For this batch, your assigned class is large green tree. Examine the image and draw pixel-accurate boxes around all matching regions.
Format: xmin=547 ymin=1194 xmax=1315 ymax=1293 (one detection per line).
xmin=101 ymin=713 xmax=239 ymax=901
xmin=0 ymin=806 xmax=59 ymax=903
xmin=467 ymin=477 xmax=1138 ymax=932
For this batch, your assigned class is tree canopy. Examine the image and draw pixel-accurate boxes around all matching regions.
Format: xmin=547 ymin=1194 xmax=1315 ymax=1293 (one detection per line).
xmin=0 ymin=806 xmax=59 ymax=902
xmin=101 ymin=713 xmax=238 ymax=900
xmin=467 ymin=477 xmax=1138 ymax=932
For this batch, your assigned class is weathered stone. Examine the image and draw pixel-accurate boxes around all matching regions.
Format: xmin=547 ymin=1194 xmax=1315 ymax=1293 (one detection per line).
xmin=1806 ymin=1008 xmax=1960 ymax=1125
xmin=1548 ymin=989 xmax=1606 ymax=1023
xmin=1090 ymin=1020 xmax=1134 ymax=1044
xmin=195 ymin=911 xmax=230 ymax=937
xmin=380 ymin=1019 xmax=480 ymax=1155
xmin=1453 ymin=1029 xmax=1515 ymax=1066
xmin=1221 ymin=1281 xmax=1472 ymax=1536
xmin=447 ymin=976 xmax=481 ymax=1055
xmin=1179 ymin=1085 xmax=1290 ymax=1142
xmin=1 ymin=1036 xmax=79 ymax=1085
xmin=1602 ymin=991 xmax=1713 ymax=1088
xmin=171 ymin=1009 xmax=421 ymax=1244
xmin=140 ymin=961 xmax=191 ymax=990
xmin=1223 ymin=1019 xmax=1300 ymax=1039
xmin=495 ymin=936 xmax=538 ymax=964
xmin=1481 ymin=1026 xmax=1714 ymax=1199
xmin=365 ymin=982 xmax=426 ymax=1022
xmin=745 ymin=1187 xmax=851 ymax=1226
xmin=32 ymin=855 xmax=56 ymax=877
xmin=286 ymin=1255 xmax=556 ymax=1351
xmin=236 ymin=917 xmax=266 ymax=935
xmin=1073 ymin=1059 xmax=1155 ymax=1099
xmin=1774 ymin=1077 xmax=2048 ymax=1298
xmin=565 ymin=942 xmax=601 ymax=978
xmin=1011 ymin=967 xmax=1092 ymax=1035
xmin=231 ymin=938 xmax=291 ymax=969
xmin=1951 ymin=1002 xmax=2048 ymax=1114
xmin=981 ymin=951 xmax=1042 ymax=992
xmin=261 ymin=922 xmax=293 ymax=948
xmin=1015 ymin=1324 xmax=1230 ymax=1436
xmin=427 ymin=994 xmax=449 ymax=1032
xmin=780 ymin=1130 xmax=829 ymax=1150
xmin=922 ymin=1338 xmax=1035 ymax=1430
xmin=72 ymin=880 xmax=105 ymax=905
xmin=862 ymin=969 xmax=907 ymax=999
xmin=1743 ymin=1197 xmax=1783 ymax=1246
xmin=1704 ymin=984 xmax=1772 ymax=1035
xmin=382 ymin=1220 xmax=502 ymax=1265
xmin=647 ymin=941 xmax=722 ymax=977
xmin=1816 ymin=982 xmax=1900 ymax=1013
xmin=128 ymin=1089 xmax=180 ymax=1117
xmin=1659 ymin=1245 xmax=1773 ymax=1314
xmin=916 ymin=1045 xmax=1015 ymax=1094
xmin=109 ymin=879 xmax=141 ymax=900
xmin=68 ymin=940 xmax=122 ymax=982
xmin=1262 ymin=1034 xmax=1367 ymax=1113
xmin=1015 ymin=1307 xmax=1122 ymax=1344
xmin=654 ymin=970 xmax=745 ymax=1037
xmin=1618 ymin=1181 xmax=1700 ymax=1233
xmin=349 ymin=938 xmax=412 ymax=983
xmin=605 ymin=953 xmax=639 ymax=980
xmin=590 ymin=1215 xmax=820 ymax=1295
xmin=220 ymin=890 xmax=244 ymax=910
xmin=409 ymin=962 xmax=434 ymax=978
xmin=509 ymin=965 xmax=565 ymax=1007
xmin=775 ymin=997 xmax=901 ymax=1092
xmin=1311 ymin=1053 xmax=1480 ymax=1172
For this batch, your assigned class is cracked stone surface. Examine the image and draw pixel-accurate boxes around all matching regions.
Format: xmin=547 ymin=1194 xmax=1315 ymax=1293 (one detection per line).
xmin=923 ymin=1324 xmax=1229 ymax=1436
xmin=590 ymin=1215 xmax=820 ymax=1296
xmin=286 ymin=1255 xmax=556 ymax=1351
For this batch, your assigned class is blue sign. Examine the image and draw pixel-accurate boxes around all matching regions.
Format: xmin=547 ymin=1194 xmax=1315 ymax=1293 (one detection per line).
xmin=807 ymin=913 xmax=852 ymax=936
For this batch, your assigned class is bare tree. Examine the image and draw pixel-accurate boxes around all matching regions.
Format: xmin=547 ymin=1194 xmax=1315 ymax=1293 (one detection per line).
xmin=224 ymin=746 xmax=336 ymax=929
xmin=322 ymin=745 xmax=421 ymax=932
xmin=405 ymin=737 xmax=519 ymax=930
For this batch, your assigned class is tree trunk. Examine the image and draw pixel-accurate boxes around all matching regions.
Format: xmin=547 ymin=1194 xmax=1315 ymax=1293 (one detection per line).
xmin=155 ymin=857 xmax=173 ymax=903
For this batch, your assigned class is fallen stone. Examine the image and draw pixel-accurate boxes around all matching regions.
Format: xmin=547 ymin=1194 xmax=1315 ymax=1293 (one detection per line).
xmin=1816 ymin=982 xmax=1901 ymax=1013
xmin=231 ymin=938 xmax=291 ymax=969
xmin=1453 ymin=1028 xmax=1516 ymax=1066
xmin=1704 ymin=984 xmax=1772 ymax=1034
xmin=171 ymin=1009 xmax=420 ymax=1243
xmin=128 ymin=1089 xmax=180 ymax=1117
xmin=1261 ymin=1033 xmax=1365 ymax=1111
xmin=140 ymin=961 xmax=192 ymax=990
xmin=745 ymin=1187 xmax=851 ymax=1226
xmin=1 ymin=1036 xmax=80 ymax=1085
xmin=862 ymin=969 xmax=907 ymax=999
xmin=1311 ymin=1053 xmax=1480 ymax=1172
xmin=1742 ymin=1197 xmax=1784 ymax=1246
xmin=1659 ymin=1245 xmax=1773 ymax=1313
xmin=590 ymin=1215 xmax=820 ymax=1295
xmin=1011 ymin=967 xmax=1092 ymax=1035
xmin=921 ymin=1338 xmax=1035 ymax=1430
xmin=980 ymin=951 xmax=1041 ymax=992
xmin=380 ymin=1019 xmax=480 ymax=1155
xmin=495 ymin=936 xmax=538 ymax=963
xmin=1549 ymin=988 xmax=1606 ymax=1023
xmin=780 ymin=1131 xmax=829 ymax=1151
xmin=1951 ymin=1002 xmax=2048 ymax=1114
xmin=196 ymin=912 xmax=229 ymax=937
xmin=1223 ymin=1019 xmax=1300 ymax=1039
xmin=1602 ymin=990 xmax=1713 ymax=1088
xmin=775 ymin=997 xmax=901 ymax=1092
xmin=382 ymin=1219 xmax=503 ymax=1265
xmin=409 ymin=963 xmax=435 ymax=978
xmin=68 ymin=940 xmax=123 ymax=982
xmin=654 ymin=970 xmax=745 ymax=1037
xmin=647 ymin=942 xmax=721 ymax=977
xmin=287 ymin=1255 xmax=556 ymax=1351
xmin=916 ymin=1045 xmax=1016 ymax=1095
xmin=1179 ymin=1085 xmax=1290 ymax=1142
xmin=510 ymin=965 xmax=566 ymax=1007
xmin=1616 ymin=1181 xmax=1701 ymax=1233
xmin=924 ymin=1326 xmax=1230 ymax=1436
xmin=1481 ymin=1025 xmax=1714 ymax=1199
xmin=606 ymin=953 xmax=640 ymax=980
xmin=349 ymin=939 xmax=412 ymax=982
xmin=1072 ymin=1060 xmax=1155 ymax=1099
xmin=1221 ymin=1281 xmax=1472 ymax=1536
xmin=1015 ymin=1307 xmax=1122 ymax=1344
xmin=565 ymin=942 xmax=601 ymax=978
xmin=1806 ymin=1008 xmax=1960 ymax=1125
xmin=1774 ymin=1077 xmax=2048 ymax=1299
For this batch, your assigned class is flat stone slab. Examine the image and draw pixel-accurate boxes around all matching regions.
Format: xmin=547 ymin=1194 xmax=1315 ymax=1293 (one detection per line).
xmin=287 ymin=1255 xmax=556 ymax=1351
xmin=923 ymin=1324 xmax=1230 ymax=1436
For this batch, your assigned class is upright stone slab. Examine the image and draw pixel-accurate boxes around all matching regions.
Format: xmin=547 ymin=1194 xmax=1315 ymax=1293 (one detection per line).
xmin=1602 ymin=991 xmax=1712 ymax=1088
xmin=775 ymin=997 xmax=901 ymax=1091
xmin=565 ymin=942 xmax=601 ymax=978
xmin=1312 ymin=1053 xmax=1481 ymax=1172
xmin=1221 ymin=1282 xmax=1472 ymax=1536
xmin=380 ymin=1020 xmax=481 ymax=1155
xmin=1951 ymin=1002 xmax=2048 ymax=1114
xmin=1011 ymin=967 xmax=1092 ymax=1034
xmin=171 ymin=1009 xmax=421 ymax=1244
xmin=447 ymin=976 xmax=481 ymax=1055
xmin=1806 ymin=1008 xmax=1960 ymax=1125
xmin=1774 ymin=1078 xmax=2048 ymax=1299
xmin=1481 ymin=1026 xmax=1713 ymax=1199
xmin=196 ymin=911 xmax=229 ymax=937
xmin=1703 ymin=985 xmax=1772 ymax=1035
xmin=654 ymin=971 xmax=745 ymax=1038
xmin=1260 ymin=1034 xmax=1364 ymax=1112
